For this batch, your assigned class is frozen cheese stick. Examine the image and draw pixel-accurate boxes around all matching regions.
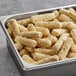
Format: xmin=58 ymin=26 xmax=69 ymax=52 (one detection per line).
xmin=17 ymin=18 xmax=31 ymax=26
xmin=22 ymin=55 xmax=35 ymax=64
xmin=9 ymin=19 xmax=20 ymax=37
xmin=20 ymin=49 xmax=30 ymax=56
xmin=35 ymin=48 xmax=56 ymax=55
xmin=51 ymin=33 xmax=70 ymax=54
xmin=59 ymin=14 xmax=74 ymax=22
xmin=68 ymin=8 xmax=76 ymax=13
xmin=16 ymin=36 xmax=37 ymax=47
xmin=69 ymin=8 xmax=76 ymax=19
xmin=35 ymin=55 xmax=59 ymax=64
xmin=47 ymin=34 xmax=58 ymax=44
xmin=59 ymin=8 xmax=76 ymax=21
xmin=51 ymin=29 xmax=69 ymax=37
xmin=20 ymin=31 xmax=42 ymax=38
xmin=62 ymin=21 xmax=76 ymax=29
xmin=15 ymin=36 xmax=21 ymax=43
xmin=7 ymin=28 xmax=12 ymax=36
xmin=20 ymin=36 xmax=37 ymax=47
xmin=31 ymin=11 xmax=59 ymax=23
xmin=71 ymin=29 xmax=76 ymax=43
xmin=59 ymin=8 xmax=71 ymax=15
xmin=35 ymin=27 xmax=50 ymax=37
xmin=15 ymin=42 xmax=23 ymax=50
xmin=58 ymin=37 xmax=73 ymax=60
xmin=7 ymin=22 xmax=11 ymax=28
xmin=37 ymin=38 xmax=52 ymax=48
xmin=35 ymin=20 xmax=62 ymax=30
xmin=19 ymin=25 xmax=28 ymax=32
xmin=27 ymin=24 xmax=36 ymax=31
xmin=68 ymin=53 xmax=76 ymax=58
xmin=71 ymin=43 xmax=76 ymax=53
xmin=32 ymin=53 xmax=50 ymax=61
xmin=25 ymin=47 xmax=35 ymax=52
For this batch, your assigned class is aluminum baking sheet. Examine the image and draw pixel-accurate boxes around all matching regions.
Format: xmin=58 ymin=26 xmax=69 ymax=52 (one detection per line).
xmin=1 ymin=4 xmax=76 ymax=72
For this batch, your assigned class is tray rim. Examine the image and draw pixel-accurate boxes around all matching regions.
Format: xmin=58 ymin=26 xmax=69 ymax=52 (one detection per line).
xmin=1 ymin=4 xmax=76 ymax=71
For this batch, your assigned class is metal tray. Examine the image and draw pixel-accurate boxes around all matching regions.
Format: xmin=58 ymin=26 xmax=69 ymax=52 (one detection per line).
xmin=1 ymin=4 xmax=76 ymax=76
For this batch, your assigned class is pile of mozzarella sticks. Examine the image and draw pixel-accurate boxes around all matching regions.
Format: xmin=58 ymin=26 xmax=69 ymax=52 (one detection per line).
xmin=7 ymin=8 xmax=76 ymax=64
